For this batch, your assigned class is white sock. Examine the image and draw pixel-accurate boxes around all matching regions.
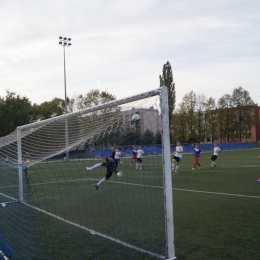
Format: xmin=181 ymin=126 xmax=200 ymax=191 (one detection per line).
xmin=175 ymin=166 xmax=179 ymax=172
xmin=211 ymin=162 xmax=214 ymax=167
xmin=89 ymin=163 xmax=101 ymax=170
xmin=136 ymin=163 xmax=138 ymax=169
xmin=172 ymin=163 xmax=175 ymax=170
xmin=97 ymin=178 xmax=106 ymax=187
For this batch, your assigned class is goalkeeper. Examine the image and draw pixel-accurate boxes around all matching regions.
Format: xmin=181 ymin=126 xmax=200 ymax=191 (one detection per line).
xmin=86 ymin=156 xmax=122 ymax=190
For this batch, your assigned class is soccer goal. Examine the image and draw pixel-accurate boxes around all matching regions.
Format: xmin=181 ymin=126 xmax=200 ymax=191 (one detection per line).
xmin=0 ymin=87 xmax=176 ymax=260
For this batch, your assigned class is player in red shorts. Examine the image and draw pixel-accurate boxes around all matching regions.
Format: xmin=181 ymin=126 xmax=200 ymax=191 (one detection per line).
xmin=130 ymin=146 xmax=137 ymax=166
xmin=192 ymin=144 xmax=202 ymax=170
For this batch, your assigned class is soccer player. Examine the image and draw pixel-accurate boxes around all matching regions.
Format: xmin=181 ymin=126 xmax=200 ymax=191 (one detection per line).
xmin=5 ymin=156 xmax=9 ymax=164
xmin=130 ymin=146 xmax=137 ymax=166
xmin=171 ymin=140 xmax=183 ymax=174
xmin=86 ymin=156 xmax=122 ymax=190
xmin=210 ymin=143 xmax=221 ymax=169
xmin=25 ymin=152 xmax=30 ymax=163
xmin=110 ymin=147 xmax=116 ymax=159
xmin=136 ymin=146 xmax=144 ymax=170
xmin=192 ymin=144 xmax=202 ymax=170
xmin=114 ymin=147 xmax=123 ymax=166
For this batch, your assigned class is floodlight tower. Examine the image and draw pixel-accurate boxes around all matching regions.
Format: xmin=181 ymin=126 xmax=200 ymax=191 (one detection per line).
xmin=59 ymin=36 xmax=72 ymax=161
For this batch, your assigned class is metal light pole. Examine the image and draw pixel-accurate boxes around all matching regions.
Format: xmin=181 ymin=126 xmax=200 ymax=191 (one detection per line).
xmin=59 ymin=36 xmax=72 ymax=161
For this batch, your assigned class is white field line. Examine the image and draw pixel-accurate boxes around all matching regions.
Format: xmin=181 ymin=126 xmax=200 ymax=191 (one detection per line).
xmin=1 ymin=176 xmax=260 ymax=199
xmin=0 ymin=250 xmax=9 ymax=260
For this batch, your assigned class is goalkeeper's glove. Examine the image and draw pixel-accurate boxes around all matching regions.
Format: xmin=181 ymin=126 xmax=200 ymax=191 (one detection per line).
xmin=117 ymin=171 xmax=123 ymax=177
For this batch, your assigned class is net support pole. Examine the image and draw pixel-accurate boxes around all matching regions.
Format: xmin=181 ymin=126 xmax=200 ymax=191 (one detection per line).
xmin=65 ymin=118 xmax=69 ymax=161
xmin=17 ymin=128 xmax=23 ymax=202
xmin=161 ymin=86 xmax=176 ymax=260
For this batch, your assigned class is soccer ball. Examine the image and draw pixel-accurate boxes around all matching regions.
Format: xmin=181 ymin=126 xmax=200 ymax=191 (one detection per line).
xmin=131 ymin=114 xmax=141 ymax=121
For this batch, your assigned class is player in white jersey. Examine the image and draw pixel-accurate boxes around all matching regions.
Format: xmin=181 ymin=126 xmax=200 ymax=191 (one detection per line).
xmin=210 ymin=143 xmax=221 ymax=169
xmin=171 ymin=140 xmax=183 ymax=174
xmin=114 ymin=147 xmax=123 ymax=166
xmin=5 ymin=156 xmax=9 ymax=164
xmin=136 ymin=146 xmax=144 ymax=170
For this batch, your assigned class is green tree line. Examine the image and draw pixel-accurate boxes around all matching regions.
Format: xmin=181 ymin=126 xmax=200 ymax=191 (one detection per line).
xmin=172 ymin=87 xmax=258 ymax=143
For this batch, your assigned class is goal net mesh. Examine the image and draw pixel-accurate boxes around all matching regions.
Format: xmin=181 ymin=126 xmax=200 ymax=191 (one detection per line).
xmin=0 ymin=88 xmax=172 ymax=259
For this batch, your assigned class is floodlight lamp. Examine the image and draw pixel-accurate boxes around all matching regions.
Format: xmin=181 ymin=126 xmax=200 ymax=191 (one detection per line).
xmin=59 ymin=36 xmax=62 ymax=39
xmin=59 ymin=42 xmax=62 ymax=44
xmin=64 ymin=37 xmax=67 ymax=40
xmin=68 ymin=43 xmax=71 ymax=46
xmin=64 ymin=42 xmax=67 ymax=45
xmin=68 ymin=38 xmax=71 ymax=41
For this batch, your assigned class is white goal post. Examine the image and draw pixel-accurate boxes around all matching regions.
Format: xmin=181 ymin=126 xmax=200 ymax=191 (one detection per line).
xmin=1 ymin=86 xmax=176 ymax=260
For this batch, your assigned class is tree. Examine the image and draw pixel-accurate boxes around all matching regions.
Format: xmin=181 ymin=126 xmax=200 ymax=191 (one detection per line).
xmin=154 ymin=131 xmax=162 ymax=145
xmin=78 ymin=89 xmax=116 ymax=110
xmin=75 ymin=89 xmax=119 ymax=147
xmin=230 ymin=87 xmax=256 ymax=141
xmin=31 ymin=98 xmax=64 ymax=121
xmin=217 ymin=94 xmax=232 ymax=142
xmin=142 ymin=129 xmax=154 ymax=145
xmin=182 ymin=91 xmax=197 ymax=142
xmin=0 ymin=90 xmax=32 ymax=137
xmin=159 ymin=61 xmax=176 ymax=128
xmin=195 ymin=94 xmax=207 ymax=143
xmin=172 ymin=102 xmax=188 ymax=143
xmin=204 ymin=97 xmax=217 ymax=143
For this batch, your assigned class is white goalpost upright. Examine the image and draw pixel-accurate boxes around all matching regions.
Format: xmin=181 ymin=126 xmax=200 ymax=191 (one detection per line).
xmin=161 ymin=86 xmax=176 ymax=260
xmin=1 ymin=86 xmax=177 ymax=259
xmin=17 ymin=128 xmax=23 ymax=202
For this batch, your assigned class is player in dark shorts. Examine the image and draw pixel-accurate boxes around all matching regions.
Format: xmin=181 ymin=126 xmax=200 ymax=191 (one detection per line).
xmin=86 ymin=156 xmax=122 ymax=190
xmin=210 ymin=143 xmax=221 ymax=169
xmin=173 ymin=156 xmax=180 ymax=162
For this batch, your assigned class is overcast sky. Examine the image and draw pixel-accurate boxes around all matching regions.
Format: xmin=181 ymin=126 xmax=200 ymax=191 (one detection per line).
xmin=0 ymin=0 xmax=259 ymax=107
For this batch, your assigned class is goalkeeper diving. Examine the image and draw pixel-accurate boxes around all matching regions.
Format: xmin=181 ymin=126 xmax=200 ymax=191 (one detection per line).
xmin=86 ymin=156 xmax=122 ymax=190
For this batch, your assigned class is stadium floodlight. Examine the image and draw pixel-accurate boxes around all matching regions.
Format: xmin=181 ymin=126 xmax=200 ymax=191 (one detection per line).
xmin=59 ymin=36 xmax=72 ymax=161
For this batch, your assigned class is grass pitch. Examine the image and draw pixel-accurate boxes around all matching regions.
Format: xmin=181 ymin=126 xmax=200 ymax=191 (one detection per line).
xmin=0 ymin=149 xmax=260 ymax=259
